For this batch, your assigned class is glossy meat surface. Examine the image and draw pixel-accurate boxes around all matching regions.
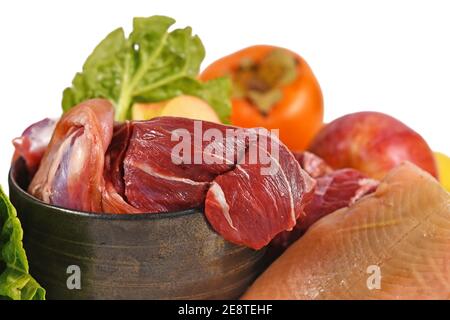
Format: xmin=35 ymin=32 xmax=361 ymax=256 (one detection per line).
xmin=28 ymin=99 xmax=114 ymax=212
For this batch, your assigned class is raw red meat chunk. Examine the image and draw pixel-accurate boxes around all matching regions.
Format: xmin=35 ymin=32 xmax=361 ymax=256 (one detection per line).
xmin=28 ymin=99 xmax=114 ymax=212
xmin=270 ymin=164 xmax=379 ymax=255
xmin=122 ymin=118 xmax=248 ymax=213
xmin=205 ymin=130 xmax=315 ymax=250
xmin=21 ymin=101 xmax=317 ymax=250
xmin=102 ymin=121 xmax=141 ymax=214
xmin=293 ymin=151 xmax=332 ymax=178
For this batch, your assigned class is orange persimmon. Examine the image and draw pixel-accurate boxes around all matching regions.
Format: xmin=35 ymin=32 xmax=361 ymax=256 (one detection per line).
xmin=201 ymin=45 xmax=323 ymax=151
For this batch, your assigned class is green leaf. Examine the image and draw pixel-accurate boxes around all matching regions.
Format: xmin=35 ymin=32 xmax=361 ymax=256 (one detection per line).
xmin=62 ymin=15 xmax=231 ymax=123
xmin=62 ymin=27 xmax=129 ymax=113
xmin=0 ymin=186 xmax=46 ymax=300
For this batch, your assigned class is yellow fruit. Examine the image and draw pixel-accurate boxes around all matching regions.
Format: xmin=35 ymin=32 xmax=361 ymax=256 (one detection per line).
xmin=160 ymin=95 xmax=221 ymax=123
xmin=131 ymin=95 xmax=221 ymax=123
xmin=435 ymin=152 xmax=450 ymax=192
xmin=132 ymin=102 xmax=165 ymax=120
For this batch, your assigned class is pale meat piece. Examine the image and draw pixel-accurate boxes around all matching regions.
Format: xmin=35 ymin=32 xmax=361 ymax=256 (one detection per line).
xmin=28 ymin=99 xmax=114 ymax=212
xmin=12 ymin=118 xmax=57 ymax=176
xmin=243 ymin=162 xmax=450 ymax=300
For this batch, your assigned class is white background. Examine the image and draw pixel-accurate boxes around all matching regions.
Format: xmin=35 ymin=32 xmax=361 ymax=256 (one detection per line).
xmin=0 ymin=0 xmax=449 ymax=191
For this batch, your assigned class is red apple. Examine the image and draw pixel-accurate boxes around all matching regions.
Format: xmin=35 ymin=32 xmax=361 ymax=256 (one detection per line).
xmin=308 ymin=112 xmax=438 ymax=180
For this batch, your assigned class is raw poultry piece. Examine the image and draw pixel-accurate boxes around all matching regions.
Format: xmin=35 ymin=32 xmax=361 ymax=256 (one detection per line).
xmin=243 ymin=162 xmax=450 ymax=300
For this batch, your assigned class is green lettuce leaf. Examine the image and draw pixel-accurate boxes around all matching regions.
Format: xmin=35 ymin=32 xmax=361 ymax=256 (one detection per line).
xmin=0 ymin=186 xmax=45 ymax=300
xmin=62 ymin=15 xmax=231 ymax=123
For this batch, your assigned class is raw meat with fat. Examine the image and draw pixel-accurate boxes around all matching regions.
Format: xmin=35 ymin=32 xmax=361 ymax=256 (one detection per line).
xmin=102 ymin=121 xmax=141 ymax=214
xmin=271 ymin=168 xmax=378 ymax=253
xmin=293 ymin=151 xmax=332 ymax=178
xmin=205 ymin=129 xmax=315 ymax=250
xmin=122 ymin=118 xmax=246 ymax=213
xmin=20 ymin=107 xmax=316 ymax=250
xmin=28 ymin=99 xmax=114 ymax=212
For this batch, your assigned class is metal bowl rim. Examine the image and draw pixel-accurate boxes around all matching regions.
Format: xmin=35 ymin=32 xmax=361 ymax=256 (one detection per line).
xmin=8 ymin=167 xmax=200 ymax=221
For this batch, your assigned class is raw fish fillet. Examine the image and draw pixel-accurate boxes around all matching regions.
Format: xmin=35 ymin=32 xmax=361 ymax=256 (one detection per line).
xmin=243 ymin=162 xmax=450 ymax=300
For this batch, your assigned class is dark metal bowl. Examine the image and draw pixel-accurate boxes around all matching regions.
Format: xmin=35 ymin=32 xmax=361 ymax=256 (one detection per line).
xmin=8 ymin=159 xmax=267 ymax=300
